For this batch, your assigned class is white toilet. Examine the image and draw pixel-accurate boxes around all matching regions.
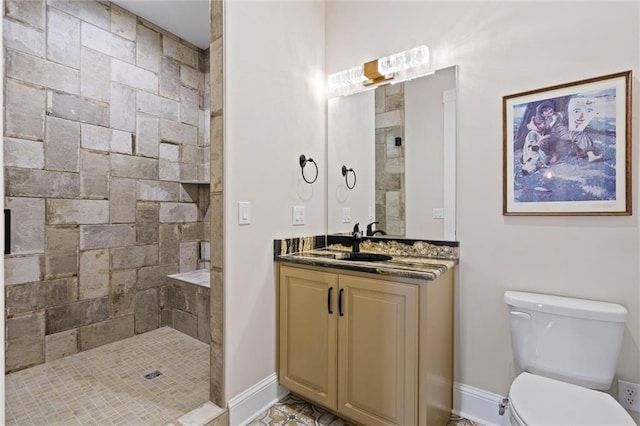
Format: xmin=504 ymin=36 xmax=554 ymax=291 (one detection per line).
xmin=504 ymin=291 xmax=636 ymax=425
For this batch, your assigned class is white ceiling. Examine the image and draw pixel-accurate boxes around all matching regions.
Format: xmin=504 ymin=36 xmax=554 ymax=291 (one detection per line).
xmin=111 ymin=0 xmax=210 ymax=50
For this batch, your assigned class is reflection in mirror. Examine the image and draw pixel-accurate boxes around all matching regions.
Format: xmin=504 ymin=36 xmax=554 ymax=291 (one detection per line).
xmin=327 ymin=66 xmax=457 ymax=239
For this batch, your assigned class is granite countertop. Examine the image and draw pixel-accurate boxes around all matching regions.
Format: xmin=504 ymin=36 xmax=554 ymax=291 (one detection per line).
xmin=274 ymin=236 xmax=459 ymax=281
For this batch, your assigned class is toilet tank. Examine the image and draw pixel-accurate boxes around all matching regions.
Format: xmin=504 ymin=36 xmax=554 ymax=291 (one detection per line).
xmin=504 ymin=291 xmax=628 ymax=390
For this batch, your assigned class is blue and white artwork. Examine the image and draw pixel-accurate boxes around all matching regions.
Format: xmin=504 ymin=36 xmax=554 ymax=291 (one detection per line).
xmin=504 ymin=72 xmax=630 ymax=215
xmin=511 ymin=88 xmax=617 ymax=204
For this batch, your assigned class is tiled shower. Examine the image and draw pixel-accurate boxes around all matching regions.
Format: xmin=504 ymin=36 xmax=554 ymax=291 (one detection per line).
xmin=3 ymin=0 xmax=213 ymax=374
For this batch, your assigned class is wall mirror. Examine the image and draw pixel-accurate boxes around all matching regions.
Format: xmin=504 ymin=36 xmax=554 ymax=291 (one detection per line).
xmin=327 ymin=65 xmax=458 ymax=240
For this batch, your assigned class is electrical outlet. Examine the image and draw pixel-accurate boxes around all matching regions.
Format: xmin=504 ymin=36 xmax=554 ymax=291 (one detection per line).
xmin=292 ymin=206 xmax=305 ymax=226
xmin=618 ymin=379 xmax=640 ymax=412
xmin=342 ymin=207 xmax=351 ymax=223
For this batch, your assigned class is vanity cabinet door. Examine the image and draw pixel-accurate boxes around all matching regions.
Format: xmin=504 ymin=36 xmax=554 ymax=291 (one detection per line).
xmin=278 ymin=266 xmax=338 ymax=410
xmin=337 ymin=275 xmax=419 ymax=426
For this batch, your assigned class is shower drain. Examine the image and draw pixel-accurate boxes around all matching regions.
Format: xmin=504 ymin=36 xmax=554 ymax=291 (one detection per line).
xmin=143 ymin=370 xmax=163 ymax=380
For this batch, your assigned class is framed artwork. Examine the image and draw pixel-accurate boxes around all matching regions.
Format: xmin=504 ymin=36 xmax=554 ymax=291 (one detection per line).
xmin=503 ymin=71 xmax=632 ymax=216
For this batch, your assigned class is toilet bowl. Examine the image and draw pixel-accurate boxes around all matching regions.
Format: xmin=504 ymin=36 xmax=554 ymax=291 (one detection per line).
xmin=508 ymin=372 xmax=635 ymax=425
xmin=504 ymin=291 xmax=635 ymax=426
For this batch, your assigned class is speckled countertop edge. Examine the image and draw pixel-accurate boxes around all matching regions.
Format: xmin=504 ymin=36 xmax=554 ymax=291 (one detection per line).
xmin=274 ymin=236 xmax=459 ymax=281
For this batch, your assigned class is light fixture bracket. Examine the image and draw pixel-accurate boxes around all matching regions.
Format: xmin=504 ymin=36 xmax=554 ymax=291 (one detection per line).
xmin=363 ymin=60 xmax=393 ymax=86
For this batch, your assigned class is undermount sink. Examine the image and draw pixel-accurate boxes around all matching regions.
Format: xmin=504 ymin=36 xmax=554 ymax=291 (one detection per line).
xmin=335 ymin=252 xmax=392 ymax=262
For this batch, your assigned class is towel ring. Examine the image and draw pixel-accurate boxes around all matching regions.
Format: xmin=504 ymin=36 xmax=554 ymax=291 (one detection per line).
xmin=341 ymin=165 xmax=357 ymax=190
xmin=299 ymin=155 xmax=318 ymax=184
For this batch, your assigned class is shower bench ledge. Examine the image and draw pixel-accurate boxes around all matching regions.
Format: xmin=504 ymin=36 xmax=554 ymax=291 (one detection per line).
xmin=167 ymin=269 xmax=210 ymax=288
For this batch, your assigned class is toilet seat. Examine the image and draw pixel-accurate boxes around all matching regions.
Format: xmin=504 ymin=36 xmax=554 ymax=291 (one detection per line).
xmin=509 ymin=372 xmax=635 ymax=425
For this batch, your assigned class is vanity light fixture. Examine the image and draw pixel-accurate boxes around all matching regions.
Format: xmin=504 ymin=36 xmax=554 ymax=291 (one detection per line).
xmin=378 ymin=45 xmax=429 ymax=77
xmin=327 ymin=65 xmax=366 ymax=90
xmin=327 ymin=45 xmax=430 ymax=95
xmin=365 ymin=45 xmax=430 ymax=85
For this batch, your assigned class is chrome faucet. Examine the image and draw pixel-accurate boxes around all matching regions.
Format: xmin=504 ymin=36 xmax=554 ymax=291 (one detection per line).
xmin=352 ymin=223 xmax=363 ymax=252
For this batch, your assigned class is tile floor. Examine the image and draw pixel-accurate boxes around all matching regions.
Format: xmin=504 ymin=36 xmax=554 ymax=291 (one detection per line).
xmin=5 ymin=327 xmax=210 ymax=426
xmin=5 ymin=327 xmax=479 ymax=426
xmin=248 ymin=393 xmax=480 ymax=426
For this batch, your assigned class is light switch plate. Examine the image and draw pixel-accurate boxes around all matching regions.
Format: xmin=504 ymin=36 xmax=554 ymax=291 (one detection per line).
xmin=432 ymin=207 xmax=444 ymax=219
xmin=368 ymin=206 xmax=374 ymax=222
xmin=292 ymin=206 xmax=305 ymax=225
xmin=238 ymin=201 xmax=250 ymax=225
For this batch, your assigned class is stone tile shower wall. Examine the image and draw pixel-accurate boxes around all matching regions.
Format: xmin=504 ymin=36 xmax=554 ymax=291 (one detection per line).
xmin=161 ymin=278 xmax=210 ymax=345
xmin=209 ymin=0 xmax=224 ymax=406
xmin=3 ymin=0 xmax=211 ymax=373
xmin=375 ymin=83 xmax=406 ymax=236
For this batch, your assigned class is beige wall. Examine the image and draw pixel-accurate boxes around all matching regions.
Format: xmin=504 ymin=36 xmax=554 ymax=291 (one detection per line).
xmin=224 ymin=1 xmax=326 ymax=399
xmin=326 ymin=0 xmax=640 ymax=404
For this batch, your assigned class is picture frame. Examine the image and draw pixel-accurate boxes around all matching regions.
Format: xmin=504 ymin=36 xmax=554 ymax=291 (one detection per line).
xmin=503 ymin=71 xmax=632 ymax=216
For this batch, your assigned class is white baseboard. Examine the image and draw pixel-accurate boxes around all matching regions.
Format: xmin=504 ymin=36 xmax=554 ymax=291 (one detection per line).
xmin=453 ymin=382 xmax=511 ymax=426
xmin=227 ymin=376 xmax=509 ymax=426
xmin=228 ymin=373 xmax=288 ymax=426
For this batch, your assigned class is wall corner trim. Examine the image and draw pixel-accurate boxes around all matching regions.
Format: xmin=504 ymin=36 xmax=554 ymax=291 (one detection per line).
xmin=453 ymin=382 xmax=511 ymax=426
xmin=228 ymin=373 xmax=289 ymax=426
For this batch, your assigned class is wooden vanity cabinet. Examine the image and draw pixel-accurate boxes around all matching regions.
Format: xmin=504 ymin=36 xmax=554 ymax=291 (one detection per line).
xmin=278 ymin=267 xmax=339 ymax=410
xmin=277 ymin=263 xmax=454 ymax=425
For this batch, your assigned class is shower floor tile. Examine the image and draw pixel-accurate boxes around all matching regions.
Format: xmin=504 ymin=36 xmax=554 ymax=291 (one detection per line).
xmin=5 ymin=327 xmax=210 ymax=426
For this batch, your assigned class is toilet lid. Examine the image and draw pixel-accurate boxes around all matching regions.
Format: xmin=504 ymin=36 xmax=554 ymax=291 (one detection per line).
xmin=510 ymin=373 xmax=636 ymax=425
